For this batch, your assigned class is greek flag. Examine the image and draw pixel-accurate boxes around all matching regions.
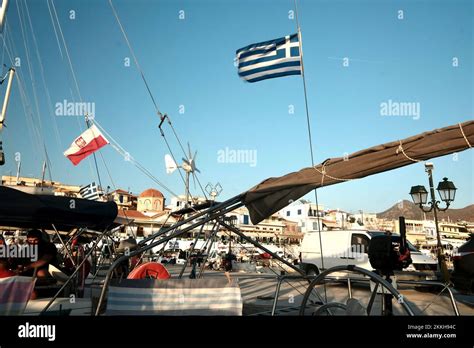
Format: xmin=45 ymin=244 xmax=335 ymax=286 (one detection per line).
xmin=236 ymin=33 xmax=301 ymax=83
xmin=79 ymin=182 xmax=102 ymax=201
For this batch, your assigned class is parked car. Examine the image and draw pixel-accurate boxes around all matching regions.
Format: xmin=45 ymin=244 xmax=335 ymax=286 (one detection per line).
xmin=299 ymin=229 xmax=438 ymax=279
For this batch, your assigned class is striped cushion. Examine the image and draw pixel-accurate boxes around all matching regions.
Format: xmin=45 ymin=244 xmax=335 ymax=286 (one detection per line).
xmin=106 ymin=278 xmax=243 ymax=316
xmin=0 ymin=276 xmax=36 ymax=315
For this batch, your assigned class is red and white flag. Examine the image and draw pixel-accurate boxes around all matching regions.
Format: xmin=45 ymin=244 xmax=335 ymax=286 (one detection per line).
xmin=64 ymin=124 xmax=109 ymax=165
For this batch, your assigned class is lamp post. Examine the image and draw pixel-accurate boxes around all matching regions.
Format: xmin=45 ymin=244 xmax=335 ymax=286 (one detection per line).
xmin=409 ymin=162 xmax=457 ymax=282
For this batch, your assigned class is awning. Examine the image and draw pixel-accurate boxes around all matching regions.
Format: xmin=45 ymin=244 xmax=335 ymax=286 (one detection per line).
xmin=243 ymin=121 xmax=474 ymax=224
xmin=0 ymin=186 xmax=118 ymax=231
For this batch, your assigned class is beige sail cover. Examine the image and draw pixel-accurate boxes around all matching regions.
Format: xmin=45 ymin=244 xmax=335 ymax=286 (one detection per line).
xmin=243 ymin=120 xmax=474 ymax=224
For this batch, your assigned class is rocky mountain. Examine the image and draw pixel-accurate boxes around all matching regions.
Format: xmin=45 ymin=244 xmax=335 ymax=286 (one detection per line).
xmin=377 ymin=200 xmax=474 ymax=222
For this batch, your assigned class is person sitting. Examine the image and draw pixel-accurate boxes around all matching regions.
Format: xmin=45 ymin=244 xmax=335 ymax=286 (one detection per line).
xmin=17 ymin=229 xmax=58 ymax=280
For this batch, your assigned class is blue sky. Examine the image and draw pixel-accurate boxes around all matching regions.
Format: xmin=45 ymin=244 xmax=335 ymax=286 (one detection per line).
xmin=0 ymin=0 xmax=472 ymax=213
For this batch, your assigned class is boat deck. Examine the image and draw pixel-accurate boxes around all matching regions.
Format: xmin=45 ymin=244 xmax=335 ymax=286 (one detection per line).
xmin=24 ymin=264 xmax=474 ymax=316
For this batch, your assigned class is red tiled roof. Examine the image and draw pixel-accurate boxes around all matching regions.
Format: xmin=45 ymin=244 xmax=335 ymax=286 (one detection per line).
xmin=117 ymin=209 xmax=170 ymax=221
xmin=139 ymin=188 xmax=164 ymax=198
xmin=118 ymin=210 xmax=148 ymax=219
xmin=149 ymin=211 xmax=169 ymax=219
xmin=113 ymin=189 xmax=131 ymax=194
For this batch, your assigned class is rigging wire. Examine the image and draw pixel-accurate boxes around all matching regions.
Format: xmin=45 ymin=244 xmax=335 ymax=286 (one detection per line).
xmin=1 ymin=21 xmax=48 ymax=174
xmin=45 ymin=0 xmax=63 ymax=59
xmin=108 ymin=0 xmax=160 ymax=114
xmin=48 ymin=0 xmax=102 ymax=184
xmin=95 ymin=149 xmax=138 ymax=239
xmin=108 ymin=0 xmax=209 ymax=201
xmin=15 ymin=0 xmax=52 ymax=179
xmin=0 ymin=16 xmax=5 ymax=69
xmin=293 ymin=0 xmax=327 ymax=303
xmin=159 ymin=128 xmax=191 ymax=197
xmin=23 ymin=0 xmax=64 ymax=161
xmin=49 ymin=0 xmax=83 ymax=104
xmin=165 ymin=118 xmax=208 ymax=200
xmin=93 ymin=120 xmax=180 ymax=198
xmin=220 ymin=229 xmax=311 ymax=302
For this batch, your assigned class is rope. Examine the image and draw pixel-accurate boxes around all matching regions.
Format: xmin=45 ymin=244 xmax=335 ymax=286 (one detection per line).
xmin=312 ymin=164 xmax=354 ymax=185
xmin=459 ymin=123 xmax=472 ymax=148
xmin=396 ymin=140 xmax=422 ymax=163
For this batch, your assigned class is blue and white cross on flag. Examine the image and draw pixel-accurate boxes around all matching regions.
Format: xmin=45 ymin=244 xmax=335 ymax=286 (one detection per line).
xmin=79 ymin=182 xmax=103 ymax=201
xmin=236 ymin=33 xmax=301 ymax=83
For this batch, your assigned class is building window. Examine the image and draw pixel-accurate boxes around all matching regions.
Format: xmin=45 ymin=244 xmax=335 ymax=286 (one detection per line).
xmin=286 ymin=211 xmax=290 ymax=216
xmin=243 ymin=215 xmax=249 ymax=225
xmin=297 ymin=209 xmax=302 ymax=215
xmin=144 ymin=199 xmax=151 ymax=210
xmin=119 ymin=195 xmax=124 ymax=203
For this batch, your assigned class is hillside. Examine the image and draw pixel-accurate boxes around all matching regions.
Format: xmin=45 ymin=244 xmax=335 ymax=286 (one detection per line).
xmin=376 ymin=200 xmax=474 ymax=222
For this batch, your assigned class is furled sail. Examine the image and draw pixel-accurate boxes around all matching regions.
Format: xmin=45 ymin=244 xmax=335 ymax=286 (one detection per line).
xmin=243 ymin=120 xmax=474 ymax=224
xmin=0 ymin=186 xmax=118 ymax=231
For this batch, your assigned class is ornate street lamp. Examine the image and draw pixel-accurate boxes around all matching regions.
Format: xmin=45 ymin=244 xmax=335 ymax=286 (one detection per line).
xmin=409 ymin=178 xmax=456 ymax=212
xmin=437 ymin=177 xmax=457 ymax=204
xmin=409 ymin=163 xmax=456 ymax=282
xmin=409 ymin=185 xmax=428 ymax=205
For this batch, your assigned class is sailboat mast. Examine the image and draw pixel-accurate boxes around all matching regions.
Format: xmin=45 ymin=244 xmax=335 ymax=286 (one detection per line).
xmin=185 ymin=171 xmax=190 ymax=208
xmin=16 ymin=158 xmax=21 ymax=184
xmin=0 ymin=68 xmax=15 ymax=131
xmin=41 ymin=161 xmax=47 ymax=188
xmin=0 ymin=67 xmax=15 ymax=166
xmin=85 ymin=115 xmax=103 ymax=191
xmin=0 ymin=0 xmax=8 ymax=33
